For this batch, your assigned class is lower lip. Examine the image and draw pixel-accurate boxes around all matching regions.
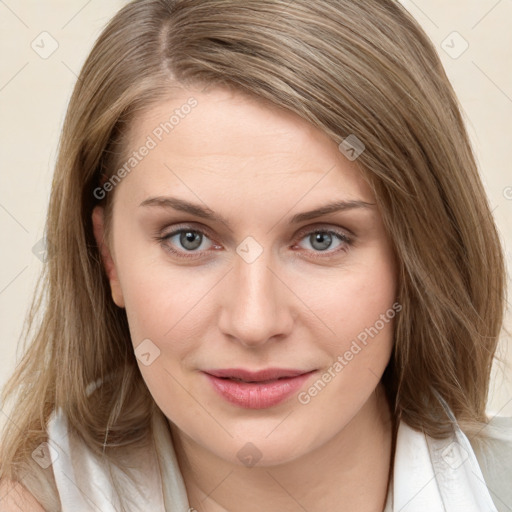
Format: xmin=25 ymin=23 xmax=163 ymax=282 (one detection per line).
xmin=204 ymin=371 xmax=315 ymax=409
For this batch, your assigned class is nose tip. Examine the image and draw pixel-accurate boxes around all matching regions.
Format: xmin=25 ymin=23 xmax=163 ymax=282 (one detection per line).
xmin=217 ymin=249 xmax=294 ymax=348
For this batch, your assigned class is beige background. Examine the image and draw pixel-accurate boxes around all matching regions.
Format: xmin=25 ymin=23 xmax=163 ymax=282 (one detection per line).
xmin=1 ymin=1 xmax=511 ymax=426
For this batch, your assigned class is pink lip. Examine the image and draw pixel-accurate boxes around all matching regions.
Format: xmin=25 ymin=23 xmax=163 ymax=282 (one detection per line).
xmin=203 ymin=368 xmax=316 ymax=409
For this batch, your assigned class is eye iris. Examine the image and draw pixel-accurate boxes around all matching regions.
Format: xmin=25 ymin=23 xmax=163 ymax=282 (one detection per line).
xmin=171 ymin=230 xmax=340 ymax=253
xmin=310 ymin=232 xmax=332 ymax=251
xmin=180 ymin=231 xmax=202 ymax=250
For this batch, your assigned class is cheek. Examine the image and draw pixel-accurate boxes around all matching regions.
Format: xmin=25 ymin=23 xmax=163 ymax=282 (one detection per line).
xmin=303 ymin=242 xmax=397 ymax=350
xmin=336 ymin=245 xmax=397 ymax=382
xmin=114 ymin=244 xmax=223 ymax=367
xmin=295 ymin=261 xmax=397 ymax=422
xmin=119 ymin=269 xmax=172 ymax=345
xmin=115 ymin=262 xmax=209 ymax=418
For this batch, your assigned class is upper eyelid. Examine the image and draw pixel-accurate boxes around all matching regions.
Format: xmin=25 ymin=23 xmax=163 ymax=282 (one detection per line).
xmin=159 ymin=222 xmax=219 ymax=241
xmin=294 ymin=223 xmax=353 ymax=239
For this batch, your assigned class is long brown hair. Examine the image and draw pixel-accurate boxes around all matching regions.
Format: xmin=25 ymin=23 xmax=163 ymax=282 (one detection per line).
xmin=1 ymin=0 xmax=507 ymax=507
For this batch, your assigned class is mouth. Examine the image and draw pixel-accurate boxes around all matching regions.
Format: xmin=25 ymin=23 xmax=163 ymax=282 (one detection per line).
xmin=203 ymin=368 xmax=316 ymax=409
xmin=222 ymin=376 xmax=288 ymax=383
xmin=204 ymin=367 xmax=312 ymax=382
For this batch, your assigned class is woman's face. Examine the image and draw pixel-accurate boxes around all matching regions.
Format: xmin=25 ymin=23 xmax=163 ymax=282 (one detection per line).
xmin=93 ymin=85 xmax=398 ymax=466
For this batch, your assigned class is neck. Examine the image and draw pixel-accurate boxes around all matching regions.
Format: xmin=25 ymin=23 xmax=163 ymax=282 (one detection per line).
xmin=170 ymin=383 xmax=394 ymax=512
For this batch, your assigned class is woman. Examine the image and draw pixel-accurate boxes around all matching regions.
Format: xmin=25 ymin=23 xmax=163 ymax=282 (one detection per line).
xmin=1 ymin=0 xmax=511 ymax=510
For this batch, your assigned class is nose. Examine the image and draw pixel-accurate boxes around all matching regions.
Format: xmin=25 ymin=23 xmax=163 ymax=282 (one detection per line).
xmin=217 ymin=247 xmax=295 ymax=348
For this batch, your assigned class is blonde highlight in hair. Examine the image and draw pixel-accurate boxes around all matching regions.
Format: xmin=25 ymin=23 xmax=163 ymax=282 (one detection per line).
xmin=1 ymin=0 xmax=507 ymax=506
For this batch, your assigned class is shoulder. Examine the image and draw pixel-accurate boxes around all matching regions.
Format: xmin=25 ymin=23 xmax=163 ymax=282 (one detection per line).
xmin=0 ymin=479 xmax=46 ymax=511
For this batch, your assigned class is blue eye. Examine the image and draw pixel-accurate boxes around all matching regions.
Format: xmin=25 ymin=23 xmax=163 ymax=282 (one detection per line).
xmin=170 ymin=230 xmax=208 ymax=251
xmin=155 ymin=225 xmax=352 ymax=260
xmin=155 ymin=226 xmax=215 ymax=258
xmin=156 ymin=228 xmax=216 ymax=258
xmin=297 ymin=230 xmax=351 ymax=257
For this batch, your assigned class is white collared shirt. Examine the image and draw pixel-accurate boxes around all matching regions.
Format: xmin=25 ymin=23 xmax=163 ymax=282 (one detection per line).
xmin=46 ymin=406 xmax=512 ymax=511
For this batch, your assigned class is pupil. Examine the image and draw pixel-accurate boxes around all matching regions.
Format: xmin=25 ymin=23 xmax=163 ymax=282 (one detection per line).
xmin=312 ymin=232 xmax=331 ymax=251
xmin=181 ymin=231 xmax=201 ymax=250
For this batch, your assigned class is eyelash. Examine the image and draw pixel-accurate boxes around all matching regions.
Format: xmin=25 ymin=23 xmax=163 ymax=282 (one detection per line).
xmin=154 ymin=224 xmax=353 ymax=261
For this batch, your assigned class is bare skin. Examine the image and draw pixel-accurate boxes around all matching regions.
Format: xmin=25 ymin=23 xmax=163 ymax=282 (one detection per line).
xmin=93 ymin=85 xmax=398 ymax=512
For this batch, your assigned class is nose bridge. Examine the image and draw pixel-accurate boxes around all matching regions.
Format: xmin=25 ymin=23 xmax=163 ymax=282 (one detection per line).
xmin=217 ymin=241 xmax=292 ymax=346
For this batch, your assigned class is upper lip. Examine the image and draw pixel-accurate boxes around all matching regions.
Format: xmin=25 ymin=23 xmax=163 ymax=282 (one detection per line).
xmin=204 ymin=368 xmax=314 ymax=382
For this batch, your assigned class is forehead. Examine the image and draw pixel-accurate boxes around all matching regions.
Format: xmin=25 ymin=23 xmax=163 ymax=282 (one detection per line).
xmin=128 ymin=86 xmax=327 ymax=157
xmin=116 ymin=85 xmax=374 ymax=207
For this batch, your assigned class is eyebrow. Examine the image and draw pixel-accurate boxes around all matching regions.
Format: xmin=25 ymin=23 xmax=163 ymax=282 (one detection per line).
xmin=139 ymin=196 xmax=376 ymax=228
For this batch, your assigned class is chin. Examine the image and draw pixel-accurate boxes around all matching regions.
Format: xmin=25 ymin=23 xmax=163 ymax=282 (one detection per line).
xmin=212 ymin=423 xmax=321 ymax=468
